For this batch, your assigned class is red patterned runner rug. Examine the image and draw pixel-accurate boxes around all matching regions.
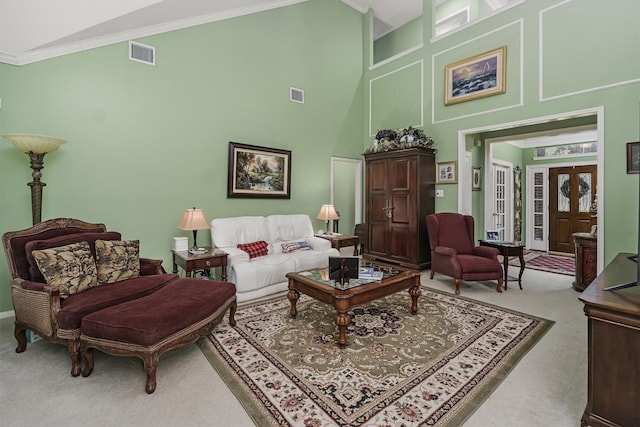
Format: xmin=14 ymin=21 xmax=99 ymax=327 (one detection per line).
xmin=508 ymin=252 xmax=575 ymax=276
xmin=200 ymin=288 xmax=553 ymax=426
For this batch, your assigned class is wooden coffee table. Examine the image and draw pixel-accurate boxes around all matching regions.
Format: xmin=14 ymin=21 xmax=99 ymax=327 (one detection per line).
xmin=286 ymin=261 xmax=421 ymax=346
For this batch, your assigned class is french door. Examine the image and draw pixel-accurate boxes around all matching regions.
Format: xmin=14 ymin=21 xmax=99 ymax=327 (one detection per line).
xmin=487 ymin=162 xmax=512 ymax=241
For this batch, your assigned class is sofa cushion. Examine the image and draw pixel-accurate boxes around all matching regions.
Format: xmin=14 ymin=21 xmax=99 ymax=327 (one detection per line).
xmin=25 ymin=231 xmax=121 ymax=283
xmin=237 ymin=240 xmax=269 ymax=259
xmin=281 ymin=241 xmax=310 ymax=253
xmin=31 ymin=242 xmax=99 ymax=298
xmin=231 ymin=253 xmax=296 ymax=294
xmin=57 ymin=273 xmax=179 ymax=330
xmin=266 ymin=214 xmax=314 ymax=241
xmin=211 ymin=216 xmax=274 ymax=248
xmin=95 ymin=239 xmax=140 ymax=284
xmin=80 ymin=278 xmax=236 ymax=346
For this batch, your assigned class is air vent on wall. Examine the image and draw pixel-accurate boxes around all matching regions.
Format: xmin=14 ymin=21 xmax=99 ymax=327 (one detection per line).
xmin=129 ymin=41 xmax=155 ymax=65
xmin=290 ymin=87 xmax=304 ymax=104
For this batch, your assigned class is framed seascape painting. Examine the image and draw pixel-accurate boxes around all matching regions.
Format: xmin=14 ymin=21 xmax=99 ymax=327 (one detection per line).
xmin=627 ymin=141 xmax=640 ymax=174
xmin=472 ymin=166 xmax=482 ymax=191
xmin=445 ymin=46 xmax=506 ymax=106
xmin=436 ymin=160 xmax=458 ymax=184
xmin=228 ymin=142 xmax=291 ymax=199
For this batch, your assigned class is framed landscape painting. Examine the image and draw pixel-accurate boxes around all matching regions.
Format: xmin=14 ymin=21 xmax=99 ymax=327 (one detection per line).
xmin=228 ymin=142 xmax=291 ymax=199
xmin=445 ymin=46 xmax=506 ymax=106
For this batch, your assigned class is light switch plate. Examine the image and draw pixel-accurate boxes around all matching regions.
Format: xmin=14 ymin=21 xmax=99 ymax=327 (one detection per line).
xmin=436 ymin=189 xmax=444 ymax=197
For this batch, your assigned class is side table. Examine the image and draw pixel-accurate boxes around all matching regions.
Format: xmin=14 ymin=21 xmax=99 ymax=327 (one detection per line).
xmin=316 ymin=233 xmax=360 ymax=256
xmin=172 ymin=247 xmax=228 ymax=281
xmin=478 ymin=240 xmax=525 ymax=290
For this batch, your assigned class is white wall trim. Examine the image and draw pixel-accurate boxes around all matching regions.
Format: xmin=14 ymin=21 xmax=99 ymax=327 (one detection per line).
xmin=0 ymin=310 xmax=15 ymax=320
xmin=330 ymin=156 xmax=363 ymax=225
xmin=538 ymin=0 xmax=640 ymax=102
xmin=369 ymin=59 xmax=424 ymax=137
xmin=432 ymin=19 xmax=524 ymax=124
xmin=430 ymin=0 xmax=525 ymax=43
xmin=369 ymin=43 xmax=424 ymax=71
xmin=457 ymin=106 xmax=605 ymax=272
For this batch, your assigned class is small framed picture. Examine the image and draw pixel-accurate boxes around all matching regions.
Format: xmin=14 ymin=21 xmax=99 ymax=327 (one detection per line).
xmin=436 ymin=160 xmax=458 ymax=184
xmin=472 ymin=166 xmax=482 ymax=191
xmin=627 ymin=142 xmax=640 ymax=174
xmin=486 ymin=230 xmax=500 ymax=241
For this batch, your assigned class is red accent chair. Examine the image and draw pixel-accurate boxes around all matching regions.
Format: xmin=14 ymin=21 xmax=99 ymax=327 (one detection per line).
xmin=426 ymin=212 xmax=504 ymax=295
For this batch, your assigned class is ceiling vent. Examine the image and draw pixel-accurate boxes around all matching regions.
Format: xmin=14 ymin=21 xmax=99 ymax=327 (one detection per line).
xmin=290 ymin=87 xmax=304 ymax=104
xmin=129 ymin=41 xmax=155 ymax=65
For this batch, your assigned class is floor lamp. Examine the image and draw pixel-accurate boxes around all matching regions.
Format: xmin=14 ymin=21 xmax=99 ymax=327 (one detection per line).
xmin=3 ymin=133 xmax=67 ymax=225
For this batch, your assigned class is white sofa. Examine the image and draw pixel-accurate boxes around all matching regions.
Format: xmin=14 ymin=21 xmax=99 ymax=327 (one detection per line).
xmin=210 ymin=214 xmax=339 ymax=302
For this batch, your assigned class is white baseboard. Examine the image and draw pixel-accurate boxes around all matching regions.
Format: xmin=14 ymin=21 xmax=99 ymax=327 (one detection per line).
xmin=0 ymin=310 xmax=15 ymax=320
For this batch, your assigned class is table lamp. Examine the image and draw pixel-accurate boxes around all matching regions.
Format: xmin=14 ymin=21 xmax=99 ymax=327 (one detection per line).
xmin=3 ymin=133 xmax=67 ymax=225
xmin=177 ymin=207 xmax=211 ymax=254
xmin=316 ymin=204 xmax=339 ymax=234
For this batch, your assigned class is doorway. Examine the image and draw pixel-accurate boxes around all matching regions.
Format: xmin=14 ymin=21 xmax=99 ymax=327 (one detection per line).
xmin=548 ymin=165 xmax=597 ymax=254
xmin=457 ymin=107 xmax=604 ymax=272
xmin=330 ymin=157 xmax=362 ymax=236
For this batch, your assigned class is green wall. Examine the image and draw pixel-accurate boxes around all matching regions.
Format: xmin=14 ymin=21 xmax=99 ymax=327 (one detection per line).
xmin=0 ymin=0 xmax=364 ymax=312
xmin=2 ymin=0 xmax=640 ymax=313
xmin=365 ymin=0 xmax=640 ymax=270
xmin=374 ymin=17 xmax=423 ymax=64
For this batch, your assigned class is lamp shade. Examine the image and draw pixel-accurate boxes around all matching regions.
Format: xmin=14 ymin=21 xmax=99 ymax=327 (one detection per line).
xmin=316 ymin=204 xmax=339 ymax=221
xmin=3 ymin=133 xmax=67 ymax=154
xmin=177 ymin=208 xmax=211 ymax=231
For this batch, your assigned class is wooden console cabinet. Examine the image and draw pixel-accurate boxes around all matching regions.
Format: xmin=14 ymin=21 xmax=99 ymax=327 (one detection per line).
xmin=573 ymin=232 xmax=598 ymax=291
xmin=364 ymin=148 xmax=435 ymax=270
xmin=579 ymin=253 xmax=640 ymax=426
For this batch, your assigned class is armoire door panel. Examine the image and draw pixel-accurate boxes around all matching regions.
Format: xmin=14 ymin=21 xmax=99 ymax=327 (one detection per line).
xmin=370 ymin=192 xmax=388 ymax=222
xmin=390 ymin=159 xmax=411 ymax=190
xmin=369 ymin=223 xmax=388 ymax=255
xmin=390 ymin=225 xmax=412 ymax=260
xmin=391 ymin=193 xmax=411 ymax=224
xmin=369 ymin=161 xmax=387 ymax=191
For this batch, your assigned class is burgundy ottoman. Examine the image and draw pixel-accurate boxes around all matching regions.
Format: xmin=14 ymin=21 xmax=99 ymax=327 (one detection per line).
xmin=79 ymin=278 xmax=236 ymax=393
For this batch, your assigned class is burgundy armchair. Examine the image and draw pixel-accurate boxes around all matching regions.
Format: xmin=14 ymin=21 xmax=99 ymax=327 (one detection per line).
xmin=426 ymin=212 xmax=503 ymax=295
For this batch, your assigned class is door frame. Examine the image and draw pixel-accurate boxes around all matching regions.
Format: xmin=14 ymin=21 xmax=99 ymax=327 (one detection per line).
xmin=457 ymin=106 xmax=604 ymax=273
xmin=330 ymin=156 xmax=363 ymax=231
xmin=525 ymin=160 xmax=597 ymax=253
xmin=484 ymin=157 xmax=513 ymax=241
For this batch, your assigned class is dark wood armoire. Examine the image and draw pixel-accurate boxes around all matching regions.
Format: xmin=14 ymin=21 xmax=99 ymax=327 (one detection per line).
xmin=364 ymin=147 xmax=435 ymax=270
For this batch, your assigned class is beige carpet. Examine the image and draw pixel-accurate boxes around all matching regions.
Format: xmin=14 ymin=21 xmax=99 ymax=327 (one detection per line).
xmin=201 ymin=287 xmax=553 ymax=426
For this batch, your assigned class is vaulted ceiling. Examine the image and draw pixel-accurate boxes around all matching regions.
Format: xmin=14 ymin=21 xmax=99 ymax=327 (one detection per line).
xmin=0 ymin=0 xmax=422 ymax=65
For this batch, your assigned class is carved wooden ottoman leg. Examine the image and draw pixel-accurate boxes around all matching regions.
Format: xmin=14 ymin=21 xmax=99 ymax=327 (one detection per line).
xmin=143 ymin=352 xmax=160 ymax=394
xmin=81 ymin=347 xmax=95 ymax=377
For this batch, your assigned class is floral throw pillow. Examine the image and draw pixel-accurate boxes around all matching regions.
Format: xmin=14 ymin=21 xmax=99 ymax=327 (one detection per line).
xmin=95 ymin=239 xmax=140 ymax=284
xmin=237 ymin=240 xmax=269 ymax=259
xmin=281 ymin=241 xmax=311 ymax=253
xmin=31 ymin=241 xmax=98 ymax=298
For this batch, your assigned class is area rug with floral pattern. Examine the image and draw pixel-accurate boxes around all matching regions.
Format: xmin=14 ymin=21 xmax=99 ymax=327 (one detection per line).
xmin=199 ymin=287 xmax=553 ymax=426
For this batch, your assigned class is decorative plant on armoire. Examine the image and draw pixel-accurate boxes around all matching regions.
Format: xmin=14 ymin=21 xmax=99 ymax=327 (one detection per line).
xmin=366 ymin=126 xmax=436 ymax=154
